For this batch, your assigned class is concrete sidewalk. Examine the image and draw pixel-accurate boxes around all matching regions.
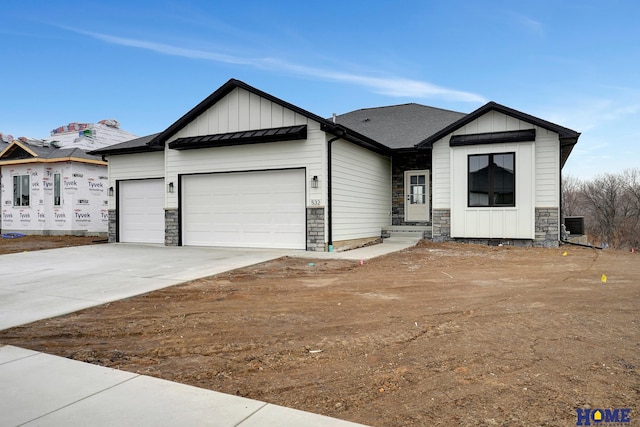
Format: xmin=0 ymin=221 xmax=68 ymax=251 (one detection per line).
xmin=0 ymin=237 xmax=420 ymax=426
xmin=0 ymin=345 xmax=367 ymax=427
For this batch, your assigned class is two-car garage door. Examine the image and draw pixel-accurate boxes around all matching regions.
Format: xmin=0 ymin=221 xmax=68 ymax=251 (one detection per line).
xmin=182 ymin=169 xmax=306 ymax=249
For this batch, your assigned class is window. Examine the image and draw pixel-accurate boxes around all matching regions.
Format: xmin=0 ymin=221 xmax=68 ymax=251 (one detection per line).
xmin=410 ymin=174 xmax=426 ymax=204
xmin=13 ymin=175 xmax=30 ymax=206
xmin=54 ymin=173 xmax=61 ymax=206
xmin=468 ymin=153 xmax=515 ymax=207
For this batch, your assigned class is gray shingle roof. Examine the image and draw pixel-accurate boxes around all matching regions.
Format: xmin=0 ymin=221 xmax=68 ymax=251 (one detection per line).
xmin=0 ymin=141 xmax=104 ymax=162
xmin=334 ymin=103 xmax=466 ymax=150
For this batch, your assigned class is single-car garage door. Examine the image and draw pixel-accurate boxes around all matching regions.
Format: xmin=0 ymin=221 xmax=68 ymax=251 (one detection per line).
xmin=182 ymin=169 xmax=305 ymax=249
xmin=119 ymin=179 xmax=165 ymax=243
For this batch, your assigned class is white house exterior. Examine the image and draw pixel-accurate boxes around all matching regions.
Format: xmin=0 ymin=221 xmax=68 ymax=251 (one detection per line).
xmin=418 ymin=102 xmax=579 ymax=247
xmin=93 ymin=79 xmax=579 ymax=251
xmin=0 ymin=141 xmax=109 ymax=236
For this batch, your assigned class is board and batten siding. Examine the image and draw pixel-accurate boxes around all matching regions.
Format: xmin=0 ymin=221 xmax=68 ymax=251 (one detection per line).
xmin=164 ymin=88 xmax=327 ymax=210
xmin=331 ymin=140 xmax=391 ymax=242
xmin=107 ymin=151 xmax=164 ymax=210
xmin=450 ymin=142 xmax=535 ymax=239
xmin=174 ymin=87 xmax=310 ymax=138
xmin=433 ymin=110 xmax=562 ymax=239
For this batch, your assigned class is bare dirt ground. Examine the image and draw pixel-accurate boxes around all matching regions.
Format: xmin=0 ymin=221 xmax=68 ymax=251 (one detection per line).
xmin=0 ymin=241 xmax=638 ymax=426
xmin=0 ymin=235 xmax=100 ymax=255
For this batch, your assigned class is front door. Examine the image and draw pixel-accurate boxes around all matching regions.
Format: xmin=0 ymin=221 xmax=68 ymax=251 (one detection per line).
xmin=404 ymin=170 xmax=430 ymax=222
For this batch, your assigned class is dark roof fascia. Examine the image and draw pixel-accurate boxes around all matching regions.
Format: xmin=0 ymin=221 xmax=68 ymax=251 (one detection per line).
xmin=320 ymin=123 xmax=392 ymax=155
xmin=417 ymin=101 xmax=581 ymax=149
xmin=449 ymin=129 xmax=536 ymax=147
xmin=149 ymin=79 xmax=343 ymax=149
xmin=90 ymin=145 xmax=165 ymax=156
xmin=560 ymin=136 xmax=579 ymax=168
xmin=168 ymin=125 xmax=307 ymax=150
xmin=88 ymin=133 xmax=163 ymax=156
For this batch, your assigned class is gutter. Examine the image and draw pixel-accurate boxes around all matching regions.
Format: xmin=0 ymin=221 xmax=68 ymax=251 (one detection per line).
xmin=326 ymin=129 xmax=345 ymax=250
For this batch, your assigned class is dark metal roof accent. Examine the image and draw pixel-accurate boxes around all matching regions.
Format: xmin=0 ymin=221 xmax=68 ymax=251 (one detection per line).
xmin=88 ymin=133 xmax=163 ymax=155
xmin=168 ymin=125 xmax=307 ymax=150
xmin=450 ymin=129 xmax=536 ymax=146
xmin=334 ymin=103 xmax=466 ymax=150
xmin=417 ymin=101 xmax=580 ymax=167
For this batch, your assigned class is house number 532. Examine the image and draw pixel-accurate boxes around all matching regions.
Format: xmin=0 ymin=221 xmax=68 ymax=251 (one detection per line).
xmin=310 ymin=199 xmax=321 ymax=206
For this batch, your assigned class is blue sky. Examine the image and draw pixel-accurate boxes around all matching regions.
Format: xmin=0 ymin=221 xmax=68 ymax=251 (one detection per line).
xmin=1 ymin=1 xmax=638 ymax=179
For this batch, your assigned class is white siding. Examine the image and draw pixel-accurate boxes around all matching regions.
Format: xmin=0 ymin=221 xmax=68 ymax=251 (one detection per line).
xmin=534 ymin=128 xmax=560 ymax=206
xmin=433 ymin=110 xmax=561 ymax=239
xmin=107 ymin=152 xmax=165 ymax=210
xmin=331 ymin=140 xmax=391 ymax=242
xmin=172 ymin=87 xmax=308 ymax=138
xmin=432 ymin=136 xmax=451 ymax=209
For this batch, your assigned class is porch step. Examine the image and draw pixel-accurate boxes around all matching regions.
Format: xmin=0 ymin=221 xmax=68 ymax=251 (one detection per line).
xmin=382 ymin=225 xmax=432 ymax=239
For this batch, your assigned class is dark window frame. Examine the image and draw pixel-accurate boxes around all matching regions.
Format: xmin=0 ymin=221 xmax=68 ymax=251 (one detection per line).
xmin=467 ymin=152 xmax=516 ymax=207
xmin=53 ymin=173 xmax=62 ymax=206
xmin=13 ymin=174 xmax=30 ymax=207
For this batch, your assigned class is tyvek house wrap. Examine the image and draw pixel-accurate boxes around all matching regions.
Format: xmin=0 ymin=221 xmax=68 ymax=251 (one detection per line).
xmin=1 ymin=162 xmax=108 ymax=235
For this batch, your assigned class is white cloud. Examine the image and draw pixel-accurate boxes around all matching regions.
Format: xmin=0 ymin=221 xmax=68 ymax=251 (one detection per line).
xmin=69 ymin=28 xmax=486 ymax=104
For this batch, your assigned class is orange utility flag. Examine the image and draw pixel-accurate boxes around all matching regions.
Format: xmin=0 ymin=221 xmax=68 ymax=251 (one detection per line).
xmin=601 ymin=274 xmax=607 ymax=283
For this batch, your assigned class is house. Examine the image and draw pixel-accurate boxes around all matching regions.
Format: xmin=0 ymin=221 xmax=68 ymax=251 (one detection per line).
xmin=0 ymin=139 xmax=109 ymax=236
xmin=0 ymin=120 xmax=138 ymax=236
xmin=90 ymin=78 xmax=580 ymax=250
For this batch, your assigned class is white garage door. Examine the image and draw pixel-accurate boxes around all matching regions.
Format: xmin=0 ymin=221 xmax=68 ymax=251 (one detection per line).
xmin=119 ymin=179 xmax=165 ymax=243
xmin=182 ymin=169 xmax=305 ymax=249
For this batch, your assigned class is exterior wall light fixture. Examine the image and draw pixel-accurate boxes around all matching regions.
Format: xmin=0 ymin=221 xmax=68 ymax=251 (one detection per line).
xmin=311 ymin=176 xmax=319 ymax=189
xmin=168 ymin=182 xmax=175 ymax=193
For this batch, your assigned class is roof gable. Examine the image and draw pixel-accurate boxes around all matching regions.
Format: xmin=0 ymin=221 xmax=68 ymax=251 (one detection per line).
xmin=0 ymin=141 xmax=38 ymax=160
xmin=418 ymin=101 xmax=580 ymax=147
xmin=149 ymin=79 xmax=336 ymax=148
xmin=0 ymin=140 xmax=106 ymax=166
xmin=417 ymin=101 xmax=581 ymax=167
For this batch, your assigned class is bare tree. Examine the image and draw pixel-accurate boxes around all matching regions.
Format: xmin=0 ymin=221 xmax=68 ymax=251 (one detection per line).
xmin=561 ymin=174 xmax=583 ymax=218
xmin=579 ymin=170 xmax=640 ymax=248
xmin=621 ymin=168 xmax=640 ymax=248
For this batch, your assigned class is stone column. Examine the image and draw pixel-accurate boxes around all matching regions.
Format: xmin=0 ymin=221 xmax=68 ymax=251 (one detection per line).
xmin=165 ymin=208 xmax=179 ymax=246
xmin=535 ymin=207 xmax=559 ymax=248
xmin=431 ymin=208 xmax=451 ymax=242
xmin=108 ymin=209 xmax=117 ymax=243
xmin=306 ymin=207 xmax=325 ymax=251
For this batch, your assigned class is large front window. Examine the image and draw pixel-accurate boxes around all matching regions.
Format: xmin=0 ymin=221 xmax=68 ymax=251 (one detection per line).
xmin=13 ymin=175 xmax=30 ymax=206
xmin=468 ymin=153 xmax=515 ymax=207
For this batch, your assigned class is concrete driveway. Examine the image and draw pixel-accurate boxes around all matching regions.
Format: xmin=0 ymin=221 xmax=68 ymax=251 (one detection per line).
xmin=0 ymin=243 xmax=290 ymax=331
xmin=0 ymin=240 xmax=422 ymax=426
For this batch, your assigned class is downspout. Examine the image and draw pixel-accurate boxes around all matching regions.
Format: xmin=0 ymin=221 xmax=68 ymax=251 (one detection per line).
xmin=559 ymin=147 xmax=563 ymax=245
xmin=327 ymin=129 xmax=345 ymax=250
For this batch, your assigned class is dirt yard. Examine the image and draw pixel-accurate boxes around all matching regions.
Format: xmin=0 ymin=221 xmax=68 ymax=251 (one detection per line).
xmin=0 ymin=241 xmax=638 ymax=426
xmin=0 ymin=234 xmax=100 ymax=255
